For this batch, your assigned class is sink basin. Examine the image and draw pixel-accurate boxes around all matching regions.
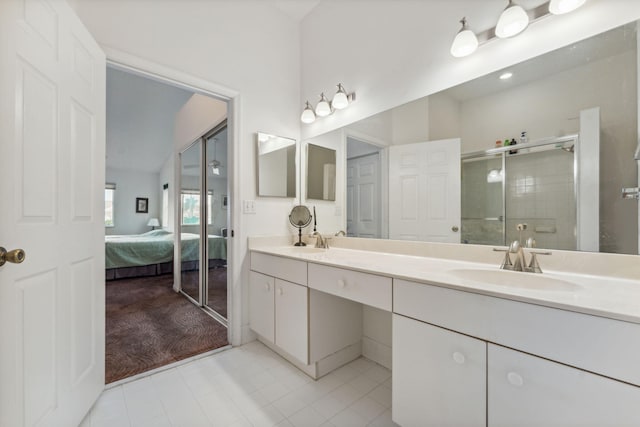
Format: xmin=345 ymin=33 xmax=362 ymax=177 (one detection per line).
xmin=449 ymin=269 xmax=580 ymax=292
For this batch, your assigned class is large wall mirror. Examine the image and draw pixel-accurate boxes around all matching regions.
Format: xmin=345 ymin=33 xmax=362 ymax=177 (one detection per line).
xmin=256 ymin=132 xmax=297 ymax=198
xmin=303 ymin=19 xmax=639 ymax=255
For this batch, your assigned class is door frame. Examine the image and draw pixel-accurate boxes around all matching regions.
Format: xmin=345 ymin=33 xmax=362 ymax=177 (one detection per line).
xmin=104 ymin=47 xmax=241 ymax=346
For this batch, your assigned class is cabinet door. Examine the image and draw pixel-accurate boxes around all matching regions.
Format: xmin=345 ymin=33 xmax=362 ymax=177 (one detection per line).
xmin=275 ymin=279 xmax=309 ymax=364
xmin=249 ymin=271 xmax=275 ymax=342
xmin=488 ymin=344 xmax=640 ymax=427
xmin=393 ymin=314 xmax=486 ymax=427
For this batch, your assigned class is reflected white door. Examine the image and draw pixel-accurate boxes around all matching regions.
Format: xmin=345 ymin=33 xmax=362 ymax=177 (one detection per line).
xmin=346 ymin=154 xmax=381 ymax=238
xmin=389 ymin=139 xmax=461 ymax=242
xmin=0 ymin=1 xmax=106 ymax=426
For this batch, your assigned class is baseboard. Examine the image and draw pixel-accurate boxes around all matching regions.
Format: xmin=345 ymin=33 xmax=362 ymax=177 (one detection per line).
xmin=362 ymin=336 xmax=392 ymax=370
xmin=256 ymin=337 xmax=362 ymax=380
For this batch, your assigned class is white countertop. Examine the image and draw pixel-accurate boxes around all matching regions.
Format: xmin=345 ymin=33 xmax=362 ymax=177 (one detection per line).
xmin=250 ymin=245 xmax=640 ymax=325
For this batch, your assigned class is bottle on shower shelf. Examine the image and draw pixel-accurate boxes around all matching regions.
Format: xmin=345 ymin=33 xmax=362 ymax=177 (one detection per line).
xmin=509 ymin=138 xmax=518 ymax=154
xmin=520 ymin=131 xmax=528 ymax=144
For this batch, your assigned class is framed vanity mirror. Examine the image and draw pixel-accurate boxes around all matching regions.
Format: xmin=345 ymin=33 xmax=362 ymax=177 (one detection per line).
xmin=302 ymin=19 xmax=639 ymax=255
xmin=256 ymin=132 xmax=297 ymax=198
xmin=306 ymin=143 xmax=336 ymax=201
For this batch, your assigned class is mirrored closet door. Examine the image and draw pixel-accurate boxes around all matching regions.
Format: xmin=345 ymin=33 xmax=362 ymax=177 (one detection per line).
xmin=179 ymin=122 xmax=228 ymax=324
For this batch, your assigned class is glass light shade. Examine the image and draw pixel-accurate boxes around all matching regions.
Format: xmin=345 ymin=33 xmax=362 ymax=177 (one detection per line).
xmin=212 ymin=166 xmax=220 ymax=175
xmin=300 ymin=101 xmax=316 ymax=124
xmin=495 ymin=1 xmax=529 ymax=38
xmin=332 ymin=84 xmax=349 ymax=109
xmin=315 ymin=93 xmax=332 ymax=117
xmin=450 ymin=28 xmax=478 ymax=58
xmin=549 ymin=0 xmax=586 ymax=15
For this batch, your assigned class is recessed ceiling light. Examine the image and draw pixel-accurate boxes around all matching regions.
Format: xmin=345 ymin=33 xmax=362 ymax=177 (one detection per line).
xmin=499 ymin=72 xmax=513 ymax=80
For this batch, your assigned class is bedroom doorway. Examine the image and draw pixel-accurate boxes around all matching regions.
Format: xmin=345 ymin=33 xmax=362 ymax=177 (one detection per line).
xmin=104 ymin=65 xmax=232 ymax=383
xmin=179 ymin=121 xmax=229 ymax=324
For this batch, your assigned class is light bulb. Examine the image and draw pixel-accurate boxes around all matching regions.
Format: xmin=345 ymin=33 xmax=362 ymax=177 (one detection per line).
xmin=315 ymin=93 xmax=332 ymax=117
xmin=300 ymin=101 xmax=316 ymax=124
xmin=495 ymin=0 xmax=529 ymax=38
xmin=332 ymin=84 xmax=349 ymax=110
xmin=450 ymin=18 xmax=478 ymax=58
xmin=549 ymin=0 xmax=586 ymax=15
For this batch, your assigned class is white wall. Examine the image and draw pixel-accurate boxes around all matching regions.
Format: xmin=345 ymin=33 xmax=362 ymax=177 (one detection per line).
xmin=73 ymin=0 xmax=302 ymax=345
xmin=106 ymin=167 xmax=161 ymax=235
xmin=300 ymin=0 xmax=640 ymax=140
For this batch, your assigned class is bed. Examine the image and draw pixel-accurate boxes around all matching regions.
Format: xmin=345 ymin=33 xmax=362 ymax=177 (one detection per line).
xmin=105 ymin=229 xmax=227 ymax=280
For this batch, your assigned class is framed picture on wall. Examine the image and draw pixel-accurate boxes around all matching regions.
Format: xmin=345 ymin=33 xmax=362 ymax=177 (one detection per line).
xmin=136 ymin=197 xmax=148 ymax=213
xmin=223 ymin=195 xmax=228 ymax=209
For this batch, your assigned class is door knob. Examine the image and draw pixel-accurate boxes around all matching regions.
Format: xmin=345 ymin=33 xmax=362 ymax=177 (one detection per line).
xmin=0 ymin=247 xmax=26 ymax=267
xmin=451 ymin=226 xmax=459 ymax=232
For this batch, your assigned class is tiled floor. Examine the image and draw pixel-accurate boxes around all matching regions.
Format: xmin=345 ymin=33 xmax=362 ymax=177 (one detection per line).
xmin=81 ymin=341 xmax=397 ymax=427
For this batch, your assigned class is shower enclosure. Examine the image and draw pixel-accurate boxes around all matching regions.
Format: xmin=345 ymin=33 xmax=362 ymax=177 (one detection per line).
xmin=461 ymin=135 xmax=579 ymax=251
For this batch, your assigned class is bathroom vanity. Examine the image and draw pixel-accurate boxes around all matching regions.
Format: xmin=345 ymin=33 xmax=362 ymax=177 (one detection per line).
xmin=248 ymin=237 xmax=640 ymax=426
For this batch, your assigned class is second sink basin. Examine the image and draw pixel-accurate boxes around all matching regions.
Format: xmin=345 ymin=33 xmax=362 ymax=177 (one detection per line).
xmin=449 ymin=268 xmax=580 ymax=292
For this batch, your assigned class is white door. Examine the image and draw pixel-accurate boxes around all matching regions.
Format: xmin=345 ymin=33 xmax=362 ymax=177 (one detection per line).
xmin=346 ymin=154 xmax=381 ymax=238
xmin=389 ymin=139 xmax=461 ymax=242
xmin=0 ymin=1 xmax=106 ymax=426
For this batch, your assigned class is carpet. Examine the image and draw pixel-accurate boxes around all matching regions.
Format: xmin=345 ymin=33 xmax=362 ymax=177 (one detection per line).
xmin=106 ymin=274 xmax=228 ymax=384
xmin=181 ymin=266 xmax=228 ymax=318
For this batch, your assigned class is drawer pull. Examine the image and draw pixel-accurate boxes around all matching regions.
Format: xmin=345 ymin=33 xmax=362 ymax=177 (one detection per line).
xmin=338 ymin=279 xmax=346 ymax=288
xmin=264 ymin=283 xmax=271 ymax=291
xmin=277 ymin=287 xmax=283 ymax=296
xmin=452 ymin=352 xmax=466 ymax=364
xmin=507 ymin=372 xmax=524 ymax=387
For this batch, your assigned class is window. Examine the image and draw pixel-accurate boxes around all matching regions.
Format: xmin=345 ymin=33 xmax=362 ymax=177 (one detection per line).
xmin=162 ymin=184 xmax=169 ymax=228
xmin=105 ymin=183 xmax=116 ymax=227
xmin=181 ymin=190 xmax=214 ymax=225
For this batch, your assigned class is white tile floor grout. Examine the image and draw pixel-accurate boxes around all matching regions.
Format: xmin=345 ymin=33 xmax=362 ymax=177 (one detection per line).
xmin=81 ymin=341 xmax=398 ymax=427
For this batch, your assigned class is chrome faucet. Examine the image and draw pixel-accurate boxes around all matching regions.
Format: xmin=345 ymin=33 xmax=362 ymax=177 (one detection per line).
xmin=335 ymin=230 xmax=346 ymax=237
xmin=496 ymin=238 xmax=550 ymax=273
xmin=312 ymin=231 xmax=329 ymax=249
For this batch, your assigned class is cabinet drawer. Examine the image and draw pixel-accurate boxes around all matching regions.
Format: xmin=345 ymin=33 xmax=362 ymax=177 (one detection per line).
xmin=308 ymin=263 xmax=392 ymax=311
xmin=251 ymin=252 xmax=307 ymax=285
xmin=394 ymin=279 xmax=640 ymax=387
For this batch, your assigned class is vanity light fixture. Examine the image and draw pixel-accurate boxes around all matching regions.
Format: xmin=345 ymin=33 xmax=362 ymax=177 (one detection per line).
xmin=450 ymin=0 xmax=587 ymax=58
xmin=549 ymin=0 xmax=586 ymax=15
xmin=450 ymin=17 xmax=479 ymax=58
xmin=315 ymin=93 xmax=332 ymax=117
xmin=331 ymin=83 xmax=351 ymax=110
xmin=301 ymin=101 xmax=316 ymax=124
xmin=300 ymin=84 xmax=356 ymax=124
xmin=496 ymin=0 xmax=529 ymax=38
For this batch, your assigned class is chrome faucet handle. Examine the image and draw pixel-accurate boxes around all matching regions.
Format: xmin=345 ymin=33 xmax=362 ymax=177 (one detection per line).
xmin=335 ymin=230 xmax=346 ymax=237
xmin=493 ymin=247 xmax=513 ymax=270
xmin=526 ymin=250 xmax=551 ymax=273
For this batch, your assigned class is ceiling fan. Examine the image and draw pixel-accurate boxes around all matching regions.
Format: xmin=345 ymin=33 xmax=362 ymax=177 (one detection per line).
xmin=183 ymin=138 xmax=223 ymax=175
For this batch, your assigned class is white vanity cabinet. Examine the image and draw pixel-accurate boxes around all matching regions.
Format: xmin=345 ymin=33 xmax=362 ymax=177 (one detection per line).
xmin=249 ymin=253 xmax=309 ymax=364
xmin=393 ymin=314 xmax=486 ymax=427
xmin=488 ymin=344 xmax=640 ymax=427
xmin=393 ymin=278 xmax=640 ymax=427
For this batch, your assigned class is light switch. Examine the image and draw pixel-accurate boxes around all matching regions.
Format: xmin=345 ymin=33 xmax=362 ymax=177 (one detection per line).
xmin=243 ymin=200 xmax=256 ymax=214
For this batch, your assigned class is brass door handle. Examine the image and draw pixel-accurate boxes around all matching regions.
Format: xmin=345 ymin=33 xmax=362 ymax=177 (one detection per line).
xmin=0 ymin=247 xmax=26 ymax=266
